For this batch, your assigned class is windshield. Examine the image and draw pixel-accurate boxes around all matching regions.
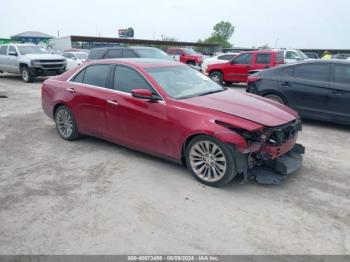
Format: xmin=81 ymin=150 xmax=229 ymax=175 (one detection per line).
xmin=135 ymin=48 xmax=173 ymax=60
xmin=146 ymin=66 xmax=225 ymax=99
xmin=75 ymin=52 xmax=88 ymax=59
xmin=17 ymin=46 xmax=48 ymax=55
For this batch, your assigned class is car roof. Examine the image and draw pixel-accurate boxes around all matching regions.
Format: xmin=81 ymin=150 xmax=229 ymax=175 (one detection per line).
xmin=91 ymin=58 xmax=184 ymax=68
xmin=129 ymin=46 xmax=160 ymax=50
xmin=64 ymin=51 xmax=87 ymax=54
xmin=272 ymin=59 xmax=350 ymax=71
xmin=218 ymin=52 xmax=239 ymax=55
xmin=14 ymin=43 xmax=37 ymax=46
xmin=90 ymin=46 xmax=128 ymax=51
xmin=243 ymin=50 xmax=282 ymax=54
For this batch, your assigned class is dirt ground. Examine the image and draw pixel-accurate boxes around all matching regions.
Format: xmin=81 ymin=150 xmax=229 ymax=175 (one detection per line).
xmin=0 ymin=74 xmax=349 ymax=255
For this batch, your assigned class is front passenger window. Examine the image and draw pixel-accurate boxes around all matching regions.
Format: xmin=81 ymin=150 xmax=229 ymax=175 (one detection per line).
xmin=233 ymin=54 xmax=252 ymax=64
xmin=114 ymin=66 xmax=152 ymax=94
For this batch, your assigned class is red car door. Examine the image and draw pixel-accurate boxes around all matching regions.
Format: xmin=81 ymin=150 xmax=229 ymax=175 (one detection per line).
xmin=225 ymin=53 xmax=253 ymax=82
xmin=67 ymin=64 xmax=112 ymax=138
xmin=105 ymin=65 xmax=171 ymax=157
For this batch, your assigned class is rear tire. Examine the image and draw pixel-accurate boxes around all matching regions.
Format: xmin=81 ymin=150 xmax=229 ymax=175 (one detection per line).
xmin=209 ymin=71 xmax=224 ymax=85
xmin=54 ymin=105 xmax=80 ymax=141
xmin=186 ymin=61 xmax=196 ymax=66
xmin=21 ymin=66 xmax=34 ymax=83
xmin=186 ymin=135 xmax=237 ymax=187
xmin=264 ymin=94 xmax=285 ymax=104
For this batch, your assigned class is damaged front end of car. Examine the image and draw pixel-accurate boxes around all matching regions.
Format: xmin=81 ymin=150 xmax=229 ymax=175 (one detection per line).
xmin=219 ymin=119 xmax=305 ymax=185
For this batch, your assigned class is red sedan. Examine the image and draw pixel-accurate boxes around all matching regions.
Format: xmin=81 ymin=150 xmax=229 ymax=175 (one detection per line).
xmin=42 ymin=59 xmax=304 ymax=187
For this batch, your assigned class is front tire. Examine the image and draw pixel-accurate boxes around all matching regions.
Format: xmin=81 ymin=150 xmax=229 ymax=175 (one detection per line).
xmin=54 ymin=105 xmax=80 ymax=141
xmin=209 ymin=71 xmax=224 ymax=85
xmin=186 ymin=61 xmax=196 ymax=66
xmin=21 ymin=66 xmax=34 ymax=83
xmin=186 ymin=135 xmax=237 ymax=187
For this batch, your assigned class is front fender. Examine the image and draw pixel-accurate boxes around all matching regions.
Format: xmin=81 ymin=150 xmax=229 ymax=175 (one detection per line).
xmin=214 ymin=130 xmax=248 ymax=152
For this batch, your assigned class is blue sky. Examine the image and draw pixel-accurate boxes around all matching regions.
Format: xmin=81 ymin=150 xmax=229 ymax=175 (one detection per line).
xmin=1 ymin=0 xmax=349 ymax=49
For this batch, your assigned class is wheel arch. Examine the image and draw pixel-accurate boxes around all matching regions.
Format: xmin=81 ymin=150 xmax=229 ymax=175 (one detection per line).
xmin=180 ymin=130 xmax=247 ymax=166
xmin=209 ymin=69 xmax=223 ymax=76
xmin=186 ymin=60 xmax=196 ymax=65
xmin=53 ymin=102 xmax=68 ymax=118
xmin=19 ymin=63 xmax=29 ymax=69
xmin=260 ymin=89 xmax=289 ymax=105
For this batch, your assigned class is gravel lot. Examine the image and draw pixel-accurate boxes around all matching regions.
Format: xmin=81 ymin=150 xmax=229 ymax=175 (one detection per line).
xmin=0 ymin=74 xmax=349 ymax=255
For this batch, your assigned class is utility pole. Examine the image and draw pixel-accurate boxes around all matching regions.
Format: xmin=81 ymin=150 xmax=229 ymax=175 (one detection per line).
xmin=275 ymin=38 xmax=279 ymax=48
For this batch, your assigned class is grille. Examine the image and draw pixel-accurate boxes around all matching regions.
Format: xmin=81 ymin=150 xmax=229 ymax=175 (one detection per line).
xmin=41 ymin=64 xmax=64 ymax=69
xmin=39 ymin=60 xmax=65 ymax=63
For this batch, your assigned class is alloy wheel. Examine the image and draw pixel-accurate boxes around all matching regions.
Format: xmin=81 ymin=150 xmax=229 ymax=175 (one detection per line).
xmin=22 ymin=69 xmax=29 ymax=82
xmin=56 ymin=109 xmax=73 ymax=138
xmin=189 ymin=141 xmax=227 ymax=182
xmin=211 ymin=75 xmax=221 ymax=83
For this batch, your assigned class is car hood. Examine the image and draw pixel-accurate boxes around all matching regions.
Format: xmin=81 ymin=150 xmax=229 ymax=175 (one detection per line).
xmin=22 ymin=54 xmax=65 ymax=60
xmin=180 ymin=89 xmax=298 ymax=127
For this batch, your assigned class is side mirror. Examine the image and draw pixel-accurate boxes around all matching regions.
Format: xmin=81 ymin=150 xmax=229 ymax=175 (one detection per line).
xmin=8 ymin=51 xmax=18 ymax=56
xmin=131 ymin=89 xmax=160 ymax=100
xmin=230 ymin=59 xmax=237 ymax=64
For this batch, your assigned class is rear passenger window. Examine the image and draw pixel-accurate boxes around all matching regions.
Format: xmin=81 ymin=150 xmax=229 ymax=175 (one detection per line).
xmin=256 ymin=54 xmax=271 ymax=64
xmin=83 ymin=64 xmax=110 ymax=87
xmin=334 ymin=65 xmax=350 ymax=85
xmin=123 ymin=50 xmax=138 ymax=58
xmin=233 ymin=53 xmax=252 ymax=64
xmin=294 ymin=64 xmax=330 ymax=82
xmin=0 ymin=46 xmax=8 ymax=55
xmin=104 ymin=49 xmax=123 ymax=59
xmin=114 ymin=66 xmax=151 ymax=93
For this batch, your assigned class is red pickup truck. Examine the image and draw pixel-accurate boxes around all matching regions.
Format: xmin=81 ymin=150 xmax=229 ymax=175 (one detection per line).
xmin=167 ymin=48 xmax=203 ymax=66
xmin=206 ymin=50 xmax=284 ymax=84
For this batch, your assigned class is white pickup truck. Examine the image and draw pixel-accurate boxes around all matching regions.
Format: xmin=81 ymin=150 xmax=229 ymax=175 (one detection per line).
xmin=0 ymin=44 xmax=66 ymax=82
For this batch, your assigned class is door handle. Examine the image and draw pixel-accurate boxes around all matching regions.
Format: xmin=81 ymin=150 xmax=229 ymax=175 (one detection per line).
xmin=331 ymin=90 xmax=345 ymax=96
xmin=66 ymin=87 xmax=75 ymax=93
xmin=107 ymin=100 xmax=119 ymax=106
xmin=246 ymin=65 xmax=251 ymax=68
xmin=281 ymin=82 xmax=292 ymax=87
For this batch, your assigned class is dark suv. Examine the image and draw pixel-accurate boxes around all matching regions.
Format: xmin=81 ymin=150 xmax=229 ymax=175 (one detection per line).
xmin=87 ymin=46 xmax=172 ymax=61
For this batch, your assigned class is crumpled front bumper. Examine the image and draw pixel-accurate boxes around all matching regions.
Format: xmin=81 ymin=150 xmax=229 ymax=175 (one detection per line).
xmin=249 ymin=144 xmax=305 ymax=185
